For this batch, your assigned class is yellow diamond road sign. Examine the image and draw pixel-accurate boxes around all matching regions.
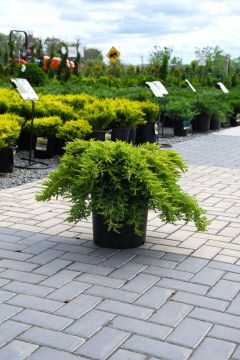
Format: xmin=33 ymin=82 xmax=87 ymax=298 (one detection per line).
xmin=107 ymin=46 xmax=120 ymax=63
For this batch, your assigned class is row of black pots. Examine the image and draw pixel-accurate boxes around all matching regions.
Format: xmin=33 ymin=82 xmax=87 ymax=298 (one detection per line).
xmin=91 ymin=122 xmax=156 ymax=145
xmin=163 ymin=114 xmax=221 ymax=136
xmin=16 ymin=122 xmax=157 ymax=160
xmin=168 ymin=114 xmax=234 ymax=137
xmin=17 ymin=131 xmax=64 ymax=159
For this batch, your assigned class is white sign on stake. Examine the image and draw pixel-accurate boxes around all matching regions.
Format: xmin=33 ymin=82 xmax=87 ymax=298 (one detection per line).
xmin=11 ymin=78 xmax=39 ymax=101
xmin=217 ymin=82 xmax=229 ymax=94
xmin=185 ymin=79 xmax=197 ymax=93
xmin=146 ymin=82 xmax=164 ymax=97
xmin=153 ymin=81 xmax=168 ymax=95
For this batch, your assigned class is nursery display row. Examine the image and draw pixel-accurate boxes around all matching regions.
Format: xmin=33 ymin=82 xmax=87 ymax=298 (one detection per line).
xmin=0 ymin=85 xmax=239 ymax=173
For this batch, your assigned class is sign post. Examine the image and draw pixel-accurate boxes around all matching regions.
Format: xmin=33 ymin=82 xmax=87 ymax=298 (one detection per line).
xmin=185 ymin=79 xmax=197 ymax=93
xmin=10 ymin=78 xmax=49 ymax=169
xmin=146 ymin=81 xmax=169 ymax=139
xmin=107 ymin=46 xmax=120 ymax=77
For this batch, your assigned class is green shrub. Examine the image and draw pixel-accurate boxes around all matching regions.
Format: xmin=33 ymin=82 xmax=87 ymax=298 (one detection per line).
xmin=36 ymin=140 xmax=209 ymax=235
xmin=0 ymin=114 xmax=21 ymax=148
xmin=35 ymin=95 xmax=77 ymax=121
xmin=7 ymin=96 xmax=32 ymax=119
xmin=24 ymin=116 xmax=63 ymax=137
xmin=56 ymin=119 xmax=92 ymax=142
xmin=81 ymin=77 xmax=96 ymax=86
xmin=1 ymin=113 xmax=25 ymax=126
xmin=18 ymin=63 xmax=46 ymax=87
xmin=109 ymin=99 xmax=145 ymax=128
xmin=165 ymin=98 xmax=198 ymax=121
xmin=83 ymin=99 xmax=116 ymax=130
xmin=137 ymin=101 xmax=159 ymax=122
xmin=55 ymin=94 xmax=97 ymax=111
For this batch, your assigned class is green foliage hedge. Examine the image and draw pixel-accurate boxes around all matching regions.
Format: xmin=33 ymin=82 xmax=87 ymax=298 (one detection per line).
xmin=0 ymin=113 xmax=21 ymax=148
xmin=56 ymin=119 xmax=92 ymax=142
xmin=24 ymin=116 xmax=63 ymax=137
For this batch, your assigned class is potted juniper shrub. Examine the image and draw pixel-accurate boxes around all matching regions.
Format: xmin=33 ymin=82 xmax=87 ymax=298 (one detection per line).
xmin=228 ymin=98 xmax=240 ymax=127
xmin=192 ymin=90 xmax=219 ymax=132
xmin=56 ymin=119 xmax=92 ymax=154
xmin=83 ymin=99 xmax=114 ymax=141
xmin=24 ymin=116 xmax=63 ymax=159
xmin=109 ymin=99 xmax=146 ymax=142
xmin=135 ymin=101 xmax=159 ymax=144
xmin=36 ymin=139 xmax=209 ymax=249
xmin=164 ymin=98 xmax=197 ymax=136
xmin=0 ymin=114 xmax=21 ymax=172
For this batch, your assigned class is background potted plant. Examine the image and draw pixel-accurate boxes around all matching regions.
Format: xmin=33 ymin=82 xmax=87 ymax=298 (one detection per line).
xmin=164 ymin=97 xmax=197 ymax=136
xmin=135 ymin=101 xmax=159 ymax=144
xmin=36 ymin=139 xmax=209 ymax=249
xmin=0 ymin=114 xmax=21 ymax=172
xmin=56 ymin=119 xmax=92 ymax=153
xmin=109 ymin=99 xmax=145 ymax=142
xmin=24 ymin=116 xmax=63 ymax=158
xmin=192 ymin=90 xmax=218 ymax=132
xmin=83 ymin=99 xmax=115 ymax=140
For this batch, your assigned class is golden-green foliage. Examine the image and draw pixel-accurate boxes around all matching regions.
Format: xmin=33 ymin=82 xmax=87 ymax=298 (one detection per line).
xmin=0 ymin=114 xmax=21 ymax=148
xmin=0 ymin=113 xmax=25 ymax=126
xmin=37 ymin=140 xmax=209 ymax=235
xmin=24 ymin=116 xmax=63 ymax=137
xmin=109 ymin=98 xmax=145 ymax=128
xmin=137 ymin=101 xmax=159 ymax=122
xmin=55 ymin=94 xmax=97 ymax=111
xmin=0 ymin=89 xmax=161 ymax=140
xmin=34 ymin=95 xmax=77 ymax=121
xmin=82 ymin=99 xmax=116 ymax=130
xmin=57 ymin=119 xmax=92 ymax=141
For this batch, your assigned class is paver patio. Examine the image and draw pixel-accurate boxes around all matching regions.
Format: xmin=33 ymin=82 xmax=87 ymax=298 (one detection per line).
xmin=0 ymin=127 xmax=240 ymax=359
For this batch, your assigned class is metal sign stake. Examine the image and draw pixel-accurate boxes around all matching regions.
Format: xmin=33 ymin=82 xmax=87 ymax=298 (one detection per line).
xmin=10 ymin=78 xmax=50 ymax=170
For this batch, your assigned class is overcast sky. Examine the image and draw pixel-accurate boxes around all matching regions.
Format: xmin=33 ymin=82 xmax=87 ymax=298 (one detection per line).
xmin=2 ymin=0 xmax=240 ymax=64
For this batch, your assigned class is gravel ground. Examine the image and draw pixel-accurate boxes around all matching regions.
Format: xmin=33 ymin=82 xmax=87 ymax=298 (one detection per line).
xmin=0 ymin=150 xmax=60 ymax=189
xmin=0 ymin=128 xmax=222 ymax=190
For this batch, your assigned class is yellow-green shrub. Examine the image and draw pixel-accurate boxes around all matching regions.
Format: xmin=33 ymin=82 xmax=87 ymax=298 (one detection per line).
xmin=55 ymin=94 xmax=97 ymax=111
xmin=82 ymin=99 xmax=116 ymax=130
xmin=7 ymin=97 xmax=32 ymax=119
xmin=57 ymin=119 xmax=92 ymax=142
xmin=24 ymin=116 xmax=63 ymax=137
xmin=34 ymin=95 xmax=77 ymax=121
xmin=109 ymin=99 xmax=145 ymax=128
xmin=0 ymin=114 xmax=21 ymax=148
xmin=137 ymin=101 xmax=159 ymax=123
xmin=1 ymin=113 xmax=25 ymax=126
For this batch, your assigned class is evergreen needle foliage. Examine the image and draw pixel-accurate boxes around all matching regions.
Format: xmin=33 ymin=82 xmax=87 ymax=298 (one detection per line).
xmin=36 ymin=140 xmax=209 ymax=235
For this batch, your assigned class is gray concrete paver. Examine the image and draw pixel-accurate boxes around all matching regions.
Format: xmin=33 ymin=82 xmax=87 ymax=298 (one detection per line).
xmin=1 ymin=129 xmax=240 ymax=357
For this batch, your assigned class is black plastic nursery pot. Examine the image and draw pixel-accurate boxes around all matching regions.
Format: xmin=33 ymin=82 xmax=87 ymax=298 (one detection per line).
xmin=17 ymin=130 xmax=36 ymax=151
xmin=192 ymin=114 xmax=210 ymax=133
xmin=0 ymin=148 xmax=14 ymax=173
xmin=54 ymin=138 xmax=65 ymax=155
xmin=210 ymin=117 xmax=221 ymax=130
xmin=135 ymin=122 xmax=156 ymax=145
xmin=174 ymin=120 xmax=191 ymax=137
xmin=34 ymin=137 xmax=56 ymax=159
xmin=230 ymin=115 xmax=240 ymax=127
xmin=90 ymin=130 xmax=109 ymax=141
xmin=92 ymin=210 xmax=148 ymax=249
xmin=111 ymin=127 xmax=130 ymax=142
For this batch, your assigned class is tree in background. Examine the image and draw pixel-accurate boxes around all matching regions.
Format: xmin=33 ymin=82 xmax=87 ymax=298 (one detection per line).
xmin=149 ymin=46 xmax=172 ymax=81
